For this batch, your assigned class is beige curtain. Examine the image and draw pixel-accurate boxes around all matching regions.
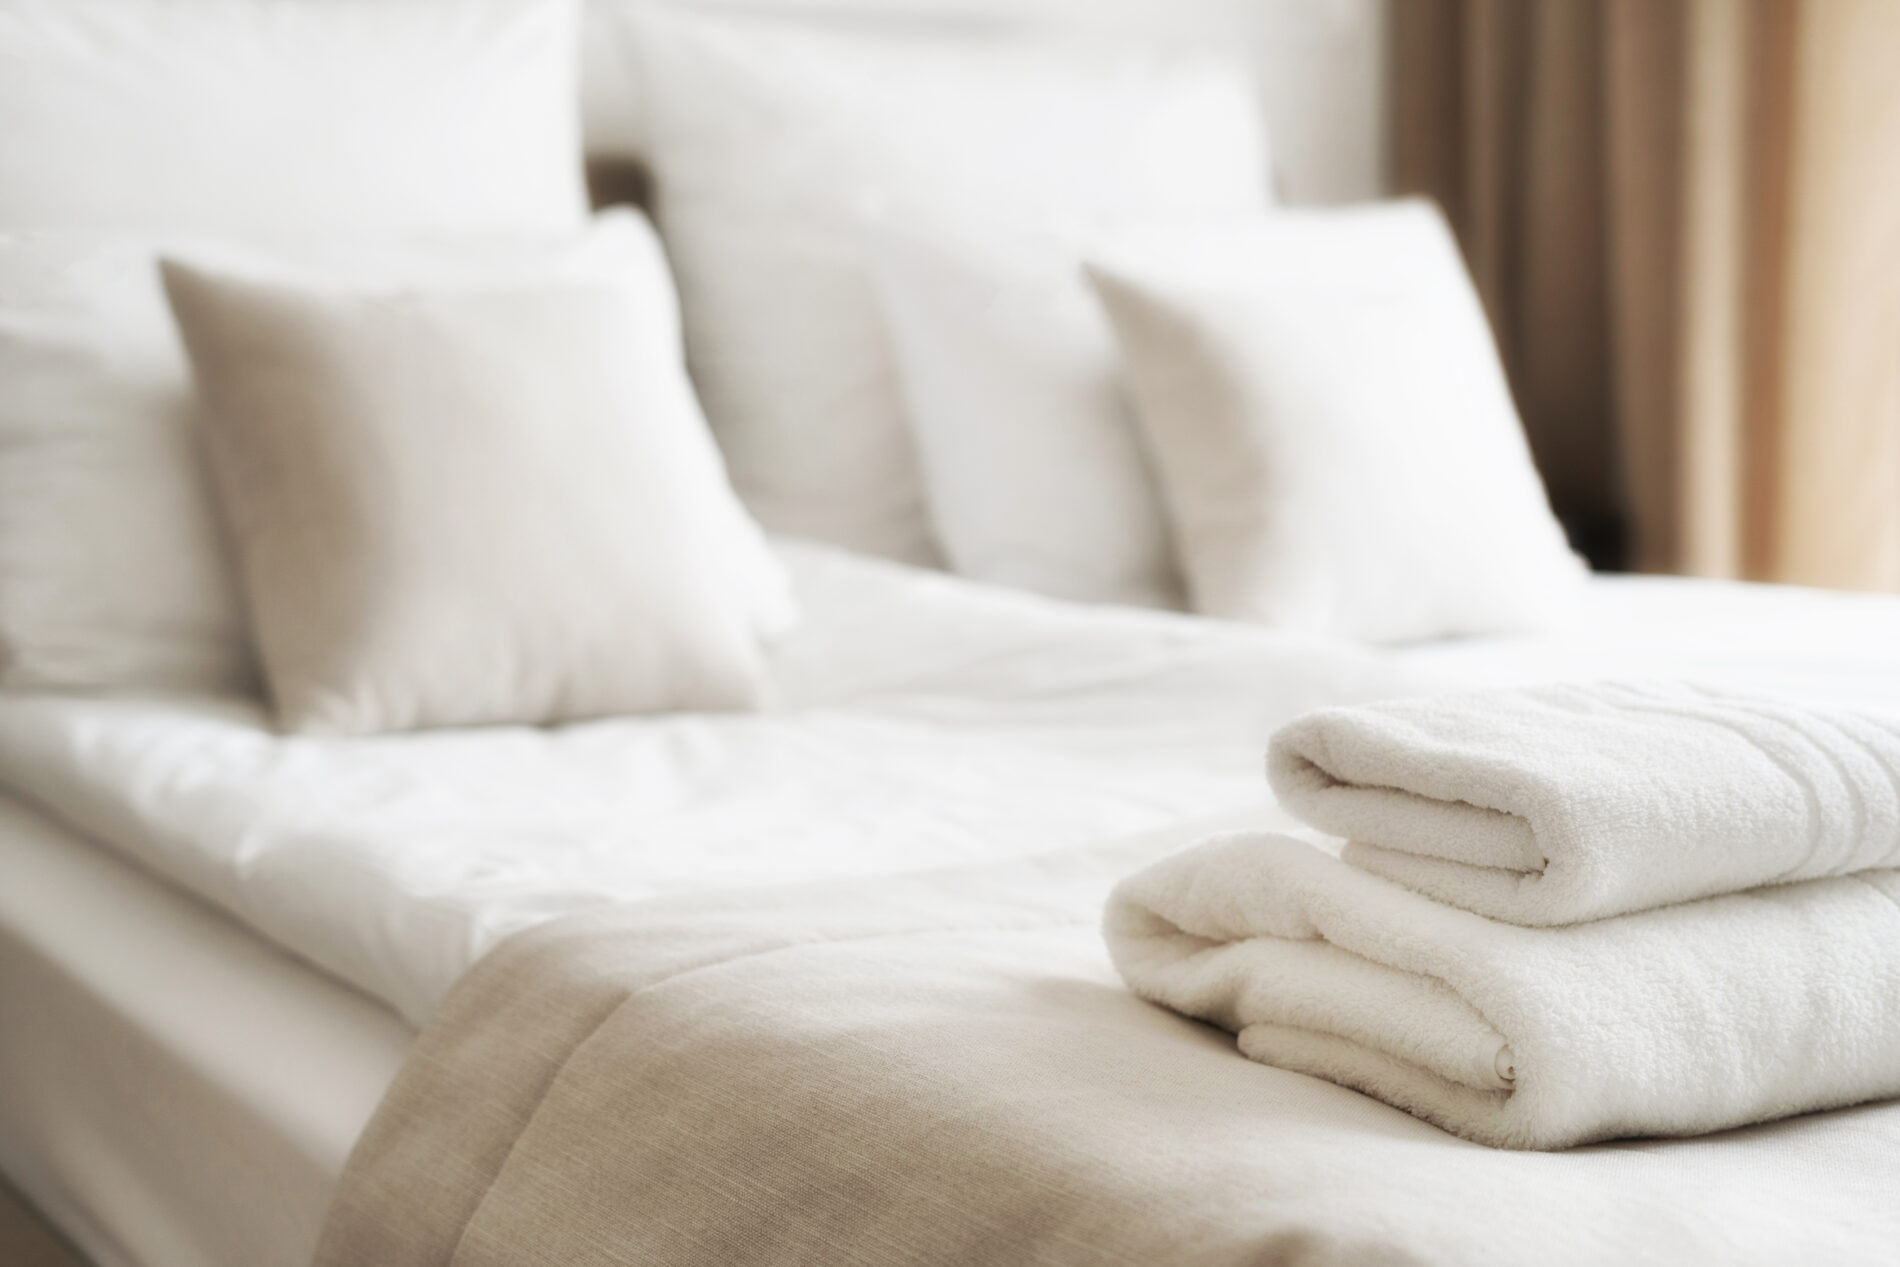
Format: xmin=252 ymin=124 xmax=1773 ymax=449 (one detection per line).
xmin=1390 ymin=0 xmax=1900 ymax=589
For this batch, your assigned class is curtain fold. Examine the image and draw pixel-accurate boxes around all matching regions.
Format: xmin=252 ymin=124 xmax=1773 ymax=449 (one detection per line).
xmin=1390 ymin=0 xmax=1900 ymax=589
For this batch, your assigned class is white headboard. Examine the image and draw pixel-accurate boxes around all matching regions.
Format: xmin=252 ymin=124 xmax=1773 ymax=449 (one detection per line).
xmin=580 ymin=0 xmax=1386 ymax=205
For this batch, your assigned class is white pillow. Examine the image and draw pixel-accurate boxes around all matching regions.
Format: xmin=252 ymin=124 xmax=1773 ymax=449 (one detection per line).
xmin=1086 ymin=201 xmax=1586 ymax=643
xmin=0 ymin=211 xmax=791 ymax=694
xmin=632 ymin=11 xmax=1269 ymax=563
xmin=0 ymin=233 xmax=253 ymax=691
xmin=0 ymin=0 xmax=587 ymax=234
xmin=871 ymin=225 xmax=1182 ymax=608
xmin=163 ymin=256 xmax=781 ymax=736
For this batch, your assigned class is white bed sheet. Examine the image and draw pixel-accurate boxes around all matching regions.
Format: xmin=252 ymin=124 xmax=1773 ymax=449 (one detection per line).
xmin=6 ymin=545 xmax=1900 ymax=1030
xmin=1404 ymin=571 xmax=1900 ymax=708
xmin=0 ymin=796 xmax=412 ymax=1267
xmin=0 ymin=544 xmax=1417 ymax=1024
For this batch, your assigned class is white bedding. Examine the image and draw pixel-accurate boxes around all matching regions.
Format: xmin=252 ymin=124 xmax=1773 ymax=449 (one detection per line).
xmin=0 ymin=795 xmax=410 ymax=1267
xmin=4 ymin=544 xmax=1900 ymax=1028
xmin=1403 ymin=571 xmax=1900 ymax=708
xmin=0 ymin=544 xmax=1401 ymax=1022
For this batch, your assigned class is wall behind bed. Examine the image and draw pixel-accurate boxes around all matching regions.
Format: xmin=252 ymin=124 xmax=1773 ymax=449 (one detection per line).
xmin=579 ymin=0 xmax=1387 ymax=206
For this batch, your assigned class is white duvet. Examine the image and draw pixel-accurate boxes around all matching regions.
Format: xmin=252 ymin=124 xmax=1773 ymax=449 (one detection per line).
xmin=4 ymin=543 xmax=1900 ymax=1024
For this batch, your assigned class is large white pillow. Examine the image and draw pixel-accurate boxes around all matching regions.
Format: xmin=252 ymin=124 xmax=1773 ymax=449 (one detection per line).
xmin=870 ymin=224 xmax=1183 ymax=608
xmin=0 ymin=211 xmax=791 ymax=694
xmin=1086 ymin=201 xmax=1587 ymax=643
xmin=0 ymin=233 xmax=253 ymax=691
xmin=163 ymin=256 xmax=781 ymax=736
xmin=0 ymin=0 xmax=587 ymax=234
xmin=631 ymin=11 xmax=1269 ymax=563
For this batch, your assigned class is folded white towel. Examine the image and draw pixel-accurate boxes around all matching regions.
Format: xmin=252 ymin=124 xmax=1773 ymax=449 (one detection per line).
xmin=1105 ymin=831 xmax=1900 ymax=1149
xmin=1268 ymin=681 xmax=1900 ymax=925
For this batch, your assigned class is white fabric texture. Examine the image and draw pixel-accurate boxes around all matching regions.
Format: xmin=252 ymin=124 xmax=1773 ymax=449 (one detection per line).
xmin=10 ymin=801 xmax=1900 ymax=1267
xmin=0 ymin=544 xmax=1412 ymax=1023
xmin=1402 ymin=573 xmax=1900 ymax=712
xmin=0 ymin=796 xmax=410 ymax=1267
xmin=871 ymin=224 xmax=1182 ymax=608
xmin=0 ymin=0 xmax=586 ymax=235
xmin=633 ymin=10 xmax=1269 ymax=562
xmin=161 ymin=275 xmax=771 ymax=733
xmin=1106 ymin=830 xmax=1900 ymax=1150
xmin=1268 ymin=680 xmax=1900 ymax=925
xmin=162 ymin=253 xmax=782 ymax=736
xmin=8 ymin=564 xmax=1900 ymax=1264
xmin=1088 ymin=200 xmax=1586 ymax=641
xmin=0 ymin=213 xmax=788 ymax=695
xmin=0 ymin=233 xmax=251 ymax=692
xmin=5 ymin=548 xmax=1900 ymax=1028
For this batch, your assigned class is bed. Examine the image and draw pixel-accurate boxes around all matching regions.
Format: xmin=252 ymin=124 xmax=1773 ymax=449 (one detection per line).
xmin=6 ymin=2 xmax=1900 ymax=1263
xmin=5 ymin=545 xmax=1900 ymax=1267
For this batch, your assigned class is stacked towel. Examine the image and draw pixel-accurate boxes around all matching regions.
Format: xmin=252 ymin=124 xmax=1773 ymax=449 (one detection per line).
xmin=1269 ymin=680 xmax=1900 ymax=925
xmin=1105 ymin=682 xmax=1900 ymax=1150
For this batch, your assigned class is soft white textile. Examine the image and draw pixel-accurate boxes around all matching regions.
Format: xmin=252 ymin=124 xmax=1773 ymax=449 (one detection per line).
xmin=0 ymin=796 xmax=410 ymax=1267
xmin=578 ymin=0 xmax=1388 ymax=205
xmin=1088 ymin=200 xmax=1586 ymax=641
xmin=634 ymin=10 xmax=1268 ymax=562
xmin=0 ymin=213 xmax=773 ymax=695
xmin=5 ymin=550 xmax=1900 ymax=1030
xmin=1269 ymin=680 xmax=1900 ymax=925
xmin=1107 ymin=830 xmax=1900 ymax=1149
xmin=0 ymin=0 xmax=585 ymax=235
xmin=163 ymin=227 xmax=785 ymax=735
xmin=0 ymin=233 xmax=250 ymax=692
xmin=0 ymin=546 xmax=1405 ymax=1022
xmin=1396 ymin=573 xmax=1900 ymax=709
xmin=9 ymin=563 xmax=1900 ymax=1263
xmin=13 ymin=792 xmax=1900 ymax=1267
xmin=871 ymin=224 xmax=1182 ymax=608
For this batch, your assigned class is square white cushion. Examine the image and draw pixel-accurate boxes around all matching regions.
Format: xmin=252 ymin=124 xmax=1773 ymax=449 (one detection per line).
xmin=871 ymin=224 xmax=1183 ymax=608
xmin=632 ymin=10 xmax=1269 ymax=563
xmin=0 ymin=212 xmax=789 ymax=695
xmin=162 ymin=246 xmax=785 ymax=736
xmin=1087 ymin=201 xmax=1586 ymax=642
xmin=0 ymin=0 xmax=587 ymax=234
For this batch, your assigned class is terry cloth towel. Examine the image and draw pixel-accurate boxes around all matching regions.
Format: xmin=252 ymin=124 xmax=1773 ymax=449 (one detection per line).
xmin=1267 ymin=680 xmax=1900 ymax=926
xmin=1104 ymin=831 xmax=1900 ymax=1150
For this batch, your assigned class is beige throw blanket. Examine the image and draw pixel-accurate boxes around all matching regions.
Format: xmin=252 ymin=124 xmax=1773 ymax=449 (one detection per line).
xmin=314 ymin=815 xmax=1900 ymax=1267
